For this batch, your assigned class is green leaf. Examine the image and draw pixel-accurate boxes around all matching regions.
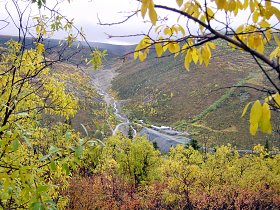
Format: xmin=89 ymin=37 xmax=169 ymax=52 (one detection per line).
xmin=50 ymin=160 xmax=56 ymax=171
xmin=0 ymin=124 xmax=9 ymax=132
xmin=12 ymin=139 xmax=20 ymax=151
xmin=75 ymin=146 xmax=83 ymax=158
xmin=31 ymin=202 xmax=44 ymax=210
xmin=37 ymin=185 xmax=49 ymax=193
xmin=62 ymin=163 xmax=70 ymax=175
xmin=49 ymin=145 xmax=59 ymax=154
xmin=65 ymin=131 xmax=71 ymax=141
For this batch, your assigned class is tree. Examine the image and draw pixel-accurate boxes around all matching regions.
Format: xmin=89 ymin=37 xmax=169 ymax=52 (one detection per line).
xmin=0 ymin=0 xmax=105 ymax=208
xmin=132 ymin=0 xmax=280 ymax=135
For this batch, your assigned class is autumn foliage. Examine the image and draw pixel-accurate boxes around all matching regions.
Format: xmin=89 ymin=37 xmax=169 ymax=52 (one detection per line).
xmin=64 ymin=135 xmax=280 ymax=209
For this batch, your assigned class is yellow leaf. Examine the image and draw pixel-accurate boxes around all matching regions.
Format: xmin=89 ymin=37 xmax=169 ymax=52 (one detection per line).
xmin=249 ymin=0 xmax=255 ymax=13
xmin=176 ymin=0 xmax=183 ymax=7
xmin=252 ymin=11 xmax=259 ymax=23
xmin=265 ymin=29 xmax=271 ymax=42
xmin=250 ymin=100 xmax=262 ymax=124
xmin=273 ymin=93 xmax=280 ymax=108
xmin=149 ymin=1 xmax=157 ymax=25
xmin=184 ymin=50 xmax=192 ymax=71
xmin=243 ymin=0 xmax=249 ymax=9
xmin=208 ymin=42 xmax=216 ymax=50
xmin=256 ymin=38 xmax=264 ymax=53
xmin=206 ymin=7 xmax=214 ymax=19
xmin=168 ymin=42 xmax=180 ymax=53
xmin=134 ymin=44 xmax=141 ymax=60
xmin=265 ymin=0 xmax=271 ymax=8
xmin=164 ymin=27 xmax=172 ymax=36
xmin=141 ymin=0 xmax=149 ymax=18
xmin=269 ymin=47 xmax=279 ymax=60
xmin=259 ymin=103 xmax=272 ymax=134
xmin=250 ymin=123 xmax=258 ymax=135
xmin=241 ymin=102 xmax=252 ymax=118
xmin=271 ymin=6 xmax=280 ymax=21
xmin=274 ymin=34 xmax=280 ymax=46
xmin=155 ymin=42 xmax=163 ymax=57
xmin=259 ymin=19 xmax=270 ymax=28
xmin=228 ymin=0 xmax=237 ymax=12
xmin=197 ymin=48 xmax=203 ymax=65
xmin=191 ymin=48 xmax=198 ymax=64
xmin=162 ymin=42 xmax=169 ymax=52
xmin=181 ymin=43 xmax=188 ymax=53
xmin=177 ymin=25 xmax=186 ymax=36
xmin=249 ymin=100 xmax=262 ymax=135
xmin=202 ymin=45 xmax=211 ymax=67
xmin=216 ymin=0 xmax=226 ymax=9
xmin=139 ymin=51 xmax=147 ymax=61
xmin=236 ymin=24 xmax=244 ymax=34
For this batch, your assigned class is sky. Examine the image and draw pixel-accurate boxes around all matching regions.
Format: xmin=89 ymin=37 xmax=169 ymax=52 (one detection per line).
xmin=0 ymin=0 xmax=279 ymax=45
xmin=0 ymin=0 xmax=154 ymax=45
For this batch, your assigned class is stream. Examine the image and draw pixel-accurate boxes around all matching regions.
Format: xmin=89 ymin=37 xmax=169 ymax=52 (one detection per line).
xmin=89 ymin=66 xmax=279 ymax=154
xmin=90 ymin=66 xmax=191 ymax=152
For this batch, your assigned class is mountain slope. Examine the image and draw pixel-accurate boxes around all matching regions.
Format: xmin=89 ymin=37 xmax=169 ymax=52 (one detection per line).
xmin=112 ymin=43 xmax=280 ymax=149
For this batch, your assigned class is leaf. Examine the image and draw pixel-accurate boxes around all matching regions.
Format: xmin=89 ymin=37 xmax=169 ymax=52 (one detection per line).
xmin=274 ymin=34 xmax=280 ymax=46
xmin=271 ymin=6 xmax=280 ymax=21
xmin=177 ymin=24 xmax=186 ymax=36
xmin=164 ymin=27 xmax=172 ymax=36
xmin=250 ymin=123 xmax=258 ymax=136
xmin=139 ymin=51 xmax=147 ymax=61
xmin=155 ymin=42 xmax=163 ymax=57
xmin=249 ymin=0 xmax=255 ymax=13
xmin=141 ymin=0 xmax=149 ymax=18
xmin=37 ymin=185 xmax=49 ymax=193
xmin=0 ymin=124 xmax=9 ymax=132
xmin=259 ymin=19 xmax=270 ymax=28
xmin=62 ymin=163 xmax=70 ymax=175
xmin=252 ymin=11 xmax=259 ymax=23
xmin=168 ymin=42 xmax=180 ymax=53
xmin=184 ymin=50 xmax=192 ymax=70
xmin=191 ymin=48 xmax=198 ymax=64
xmin=75 ymin=146 xmax=83 ymax=158
xmin=273 ymin=92 xmax=280 ymax=108
xmin=259 ymin=103 xmax=272 ymax=134
xmin=241 ymin=102 xmax=252 ymax=118
xmin=31 ymin=202 xmax=44 ymax=210
xmin=12 ymin=139 xmax=20 ymax=151
xmin=49 ymin=145 xmax=59 ymax=154
xmin=65 ymin=131 xmax=71 ymax=141
xmin=249 ymin=100 xmax=262 ymax=135
xmin=208 ymin=42 xmax=216 ymax=50
xmin=148 ymin=1 xmax=157 ymax=25
xmin=250 ymin=100 xmax=262 ymax=124
xmin=50 ymin=161 xmax=56 ymax=171
xmin=176 ymin=0 xmax=183 ymax=7
xmin=206 ymin=7 xmax=214 ymax=19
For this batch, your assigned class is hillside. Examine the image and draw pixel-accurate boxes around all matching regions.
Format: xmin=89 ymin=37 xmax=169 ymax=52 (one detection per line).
xmin=112 ymin=42 xmax=280 ymax=149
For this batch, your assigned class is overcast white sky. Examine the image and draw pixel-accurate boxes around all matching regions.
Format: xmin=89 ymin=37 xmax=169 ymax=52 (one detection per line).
xmin=0 ymin=0 xmax=155 ymax=45
xmin=0 ymin=0 xmax=279 ymax=45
